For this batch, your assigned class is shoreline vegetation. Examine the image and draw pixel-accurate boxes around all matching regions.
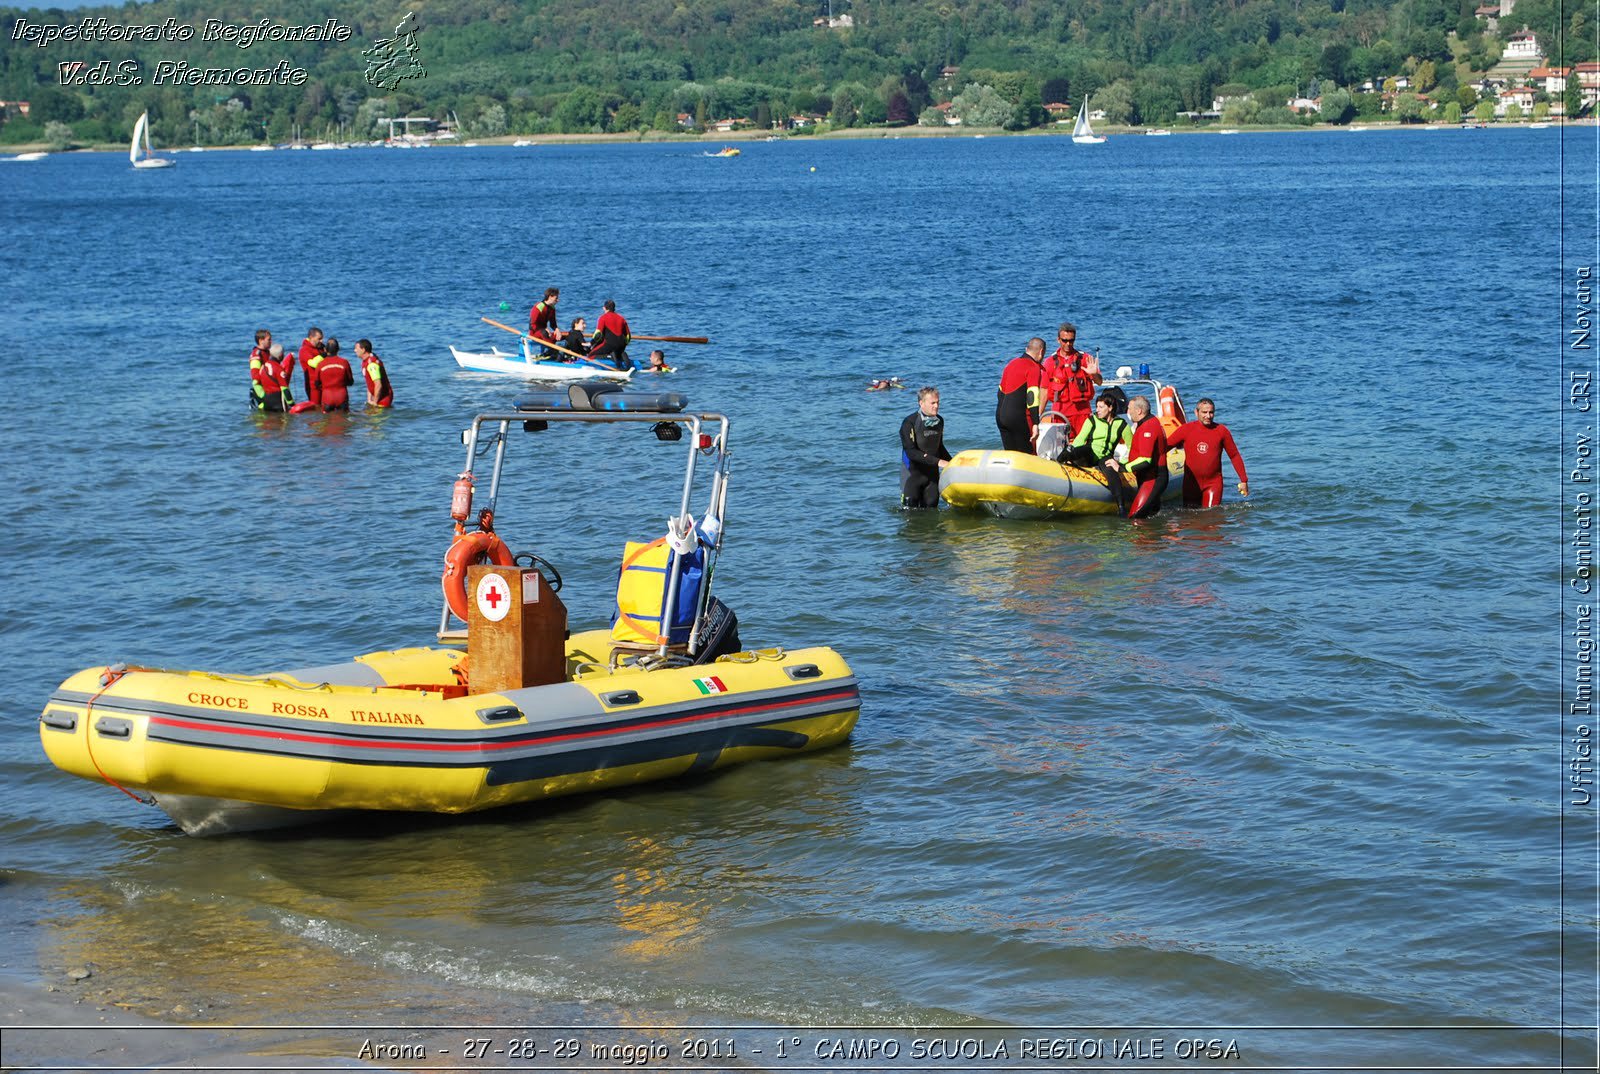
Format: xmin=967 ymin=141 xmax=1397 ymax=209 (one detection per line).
xmin=6 ymin=118 xmax=1586 ymax=154
xmin=4 ymin=0 xmax=1587 ymax=156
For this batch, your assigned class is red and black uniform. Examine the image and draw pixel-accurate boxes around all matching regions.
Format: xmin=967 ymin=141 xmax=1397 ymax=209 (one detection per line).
xmin=899 ymin=409 xmax=951 ymax=509
xmin=530 ymin=300 xmax=558 ymax=338
xmin=1040 ymin=347 xmax=1098 ymax=433
xmin=248 ymin=345 xmax=270 ymax=409
xmin=316 ymin=354 xmax=354 ymax=411
xmin=1167 ymin=420 xmax=1246 ymax=508
xmin=589 ymin=309 xmax=632 ymax=367
xmin=1125 ymin=414 xmax=1170 ymax=518
xmin=995 ymin=353 xmax=1043 ymax=453
xmin=530 ymin=300 xmax=559 ymax=356
xmin=362 ymin=352 xmax=393 ymax=408
xmin=298 ymin=338 xmax=325 ymax=404
xmin=256 ymin=353 xmax=293 ymax=412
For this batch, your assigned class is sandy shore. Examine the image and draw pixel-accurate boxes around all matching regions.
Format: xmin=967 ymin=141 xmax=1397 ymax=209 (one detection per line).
xmin=0 ymin=975 xmax=397 ymax=1073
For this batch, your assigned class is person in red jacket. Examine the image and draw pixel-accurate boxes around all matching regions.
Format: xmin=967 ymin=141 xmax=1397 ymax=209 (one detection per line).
xmin=994 ymin=338 xmax=1045 ymax=453
xmin=588 ymin=299 xmax=632 ymax=369
xmin=1166 ymin=397 xmax=1248 ymax=507
xmin=1105 ymin=395 xmax=1168 ymax=517
xmin=248 ymin=329 xmax=272 ymax=409
xmin=529 ymin=287 xmax=560 ymax=356
xmin=257 ymin=343 xmax=294 ymax=412
xmin=355 ymin=338 xmax=393 ymax=408
xmin=297 ymin=327 xmax=325 ymax=405
xmin=315 ymin=337 xmax=355 ymax=411
xmin=1038 ymin=323 xmax=1101 ymax=434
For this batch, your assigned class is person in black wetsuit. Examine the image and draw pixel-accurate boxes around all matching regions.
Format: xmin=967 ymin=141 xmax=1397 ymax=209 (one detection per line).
xmin=559 ymin=317 xmax=589 ymax=359
xmin=899 ymin=386 xmax=952 ymax=509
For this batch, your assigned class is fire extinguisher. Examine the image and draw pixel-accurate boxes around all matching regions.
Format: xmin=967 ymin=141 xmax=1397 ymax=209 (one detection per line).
xmin=450 ymin=472 xmax=474 ymax=522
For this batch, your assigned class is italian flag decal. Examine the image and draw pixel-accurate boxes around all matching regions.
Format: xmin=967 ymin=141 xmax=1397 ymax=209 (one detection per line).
xmin=692 ymin=676 xmax=727 ymax=695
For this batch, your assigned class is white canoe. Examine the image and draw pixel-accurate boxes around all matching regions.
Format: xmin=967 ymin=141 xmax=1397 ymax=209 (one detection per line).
xmin=450 ymin=344 xmax=632 ymax=382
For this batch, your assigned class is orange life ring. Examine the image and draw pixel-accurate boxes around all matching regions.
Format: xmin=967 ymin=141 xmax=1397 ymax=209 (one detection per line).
xmin=442 ymin=531 xmax=516 ymax=621
xmin=1158 ymin=385 xmax=1185 ymax=425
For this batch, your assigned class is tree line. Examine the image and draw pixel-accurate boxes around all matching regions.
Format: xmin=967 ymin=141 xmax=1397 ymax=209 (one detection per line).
xmin=2 ymin=0 xmax=1594 ymax=146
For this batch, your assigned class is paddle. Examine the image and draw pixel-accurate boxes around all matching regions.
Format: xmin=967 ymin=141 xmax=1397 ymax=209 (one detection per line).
xmin=633 ymin=335 xmax=710 ymax=345
xmin=480 ymin=317 xmax=619 ymax=368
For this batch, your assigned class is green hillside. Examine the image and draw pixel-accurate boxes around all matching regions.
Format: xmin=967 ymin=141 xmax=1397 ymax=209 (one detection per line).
xmin=2 ymin=0 xmax=1593 ymax=145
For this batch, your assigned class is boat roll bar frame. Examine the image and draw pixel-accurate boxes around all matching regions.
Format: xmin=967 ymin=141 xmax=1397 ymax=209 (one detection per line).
xmin=439 ymin=406 xmax=733 ymax=664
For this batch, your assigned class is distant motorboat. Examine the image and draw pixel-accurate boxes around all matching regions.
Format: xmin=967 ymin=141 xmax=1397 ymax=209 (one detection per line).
xmin=130 ymin=111 xmax=174 ymax=169
xmin=1072 ymin=97 xmax=1106 ymax=144
xmin=8 ymin=151 xmax=47 ymax=161
xmin=1145 ymin=128 xmax=1172 ymax=136
xmin=1217 ymin=128 xmax=1241 ymax=135
xmin=1528 ymin=122 xmax=1552 ymax=129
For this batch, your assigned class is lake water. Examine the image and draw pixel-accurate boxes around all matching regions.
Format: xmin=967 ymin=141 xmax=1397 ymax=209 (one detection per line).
xmin=0 ymin=128 xmax=1593 ymax=1071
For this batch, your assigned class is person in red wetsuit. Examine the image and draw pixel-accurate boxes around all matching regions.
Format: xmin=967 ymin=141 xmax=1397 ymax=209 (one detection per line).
xmin=248 ymin=329 xmax=273 ymax=409
xmin=297 ymin=327 xmax=325 ymax=406
xmin=1105 ymin=395 xmax=1168 ymax=517
xmin=1038 ymin=322 xmax=1101 ymax=434
xmin=256 ymin=343 xmax=295 ymax=412
xmin=589 ymin=299 xmax=632 ymax=369
xmin=315 ymin=337 xmax=355 ymax=411
xmin=1167 ymin=397 xmax=1248 ymax=507
xmin=529 ymin=287 xmax=560 ymax=356
xmin=355 ymin=338 xmax=393 ymax=408
xmin=994 ymin=337 xmax=1046 ymax=453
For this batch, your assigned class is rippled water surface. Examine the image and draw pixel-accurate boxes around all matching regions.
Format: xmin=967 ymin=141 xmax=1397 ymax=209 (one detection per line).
xmin=0 ymin=130 xmax=1590 ymax=1068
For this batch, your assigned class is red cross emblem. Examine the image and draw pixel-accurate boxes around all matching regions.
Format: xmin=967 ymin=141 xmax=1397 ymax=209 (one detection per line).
xmin=475 ymin=572 xmax=512 ymax=622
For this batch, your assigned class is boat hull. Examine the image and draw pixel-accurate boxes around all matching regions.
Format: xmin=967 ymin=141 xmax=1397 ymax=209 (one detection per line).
xmin=450 ymin=345 xmax=631 ymax=382
xmin=940 ymin=448 xmax=1185 ymax=519
xmin=40 ymin=631 xmax=858 ymax=834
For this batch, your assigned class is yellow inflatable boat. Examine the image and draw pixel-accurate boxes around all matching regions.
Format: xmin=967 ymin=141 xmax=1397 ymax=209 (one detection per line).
xmin=40 ymin=383 xmax=860 ymax=835
xmin=940 ymin=374 xmax=1188 ymax=520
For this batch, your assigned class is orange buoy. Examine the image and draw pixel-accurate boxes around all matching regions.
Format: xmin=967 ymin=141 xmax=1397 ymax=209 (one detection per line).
xmin=442 ymin=531 xmax=515 ymax=621
xmin=1158 ymin=384 xmax=1185 ymax=425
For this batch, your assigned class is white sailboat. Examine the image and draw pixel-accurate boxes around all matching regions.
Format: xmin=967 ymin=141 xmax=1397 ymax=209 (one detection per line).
xmin=130 ymin=112 xmax=174 ymax=169
xmin=1072 ymin=97 xmax=1106 ymax=144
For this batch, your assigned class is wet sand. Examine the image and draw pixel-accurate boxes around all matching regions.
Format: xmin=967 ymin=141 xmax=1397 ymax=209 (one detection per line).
xmin=0 ymin=975 xmax=396 ymax=1072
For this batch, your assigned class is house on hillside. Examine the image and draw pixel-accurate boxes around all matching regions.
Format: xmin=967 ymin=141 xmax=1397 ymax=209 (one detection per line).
xmin=1288 ymin=96 xmax=1322 ymax=114
xmin=0 ymin=100 xmax=31 ymax=118
xmin=1475 ymin=4 xmax=1499 ymax=31
xmin=812 ymin=13 xmax=853 ymax=28
xmin=1529 ymin=66 xmax=1569 ymax=94
xmin=1496 ymin=85 xmax=1536 ymax=115
xmin=1578 ymin=62 xmax=1600 ymax=106
xmin=1044 ymin=101 xmax=1074 ymax=122
xmin=1504 ymin=30 xmax=1541 ymax=60
xmin=933 ymin=101 xmax=962 ymax=126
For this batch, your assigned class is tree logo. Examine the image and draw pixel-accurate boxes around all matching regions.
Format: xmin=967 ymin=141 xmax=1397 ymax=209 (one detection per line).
xmin=363 ymin=11 xmax=426 ymax=90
